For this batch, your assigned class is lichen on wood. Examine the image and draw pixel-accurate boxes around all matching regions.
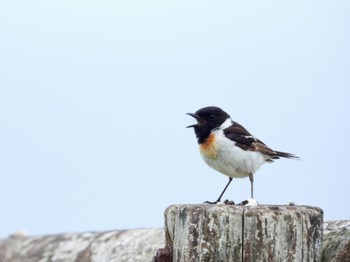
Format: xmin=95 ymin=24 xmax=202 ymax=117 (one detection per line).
xmin=0 ymin=228 xmax=164 ymax=262
xmin=164 ymin=204 xmax=323 ymax=262
xmin=322 ymin=220 xmax=350 ymax=262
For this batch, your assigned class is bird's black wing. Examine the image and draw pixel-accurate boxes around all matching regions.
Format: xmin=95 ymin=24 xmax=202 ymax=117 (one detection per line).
xmin=223 ymin=121 xmax=278 ymax=158
xmin=224 ymin=121 xmax=299 ymax=160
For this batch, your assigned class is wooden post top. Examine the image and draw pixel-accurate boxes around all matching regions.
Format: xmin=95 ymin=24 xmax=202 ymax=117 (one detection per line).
xmin=164 ymin=204 xmax=323 ymax=262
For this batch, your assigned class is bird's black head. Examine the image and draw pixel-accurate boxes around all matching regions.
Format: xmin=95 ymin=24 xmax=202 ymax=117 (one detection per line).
xmin=187 ymin=106 xmax=230 ymax=144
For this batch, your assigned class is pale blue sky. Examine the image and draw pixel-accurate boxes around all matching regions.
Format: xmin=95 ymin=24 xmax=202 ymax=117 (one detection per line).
xmin=1 ymin=0 xmax=349 ymax=237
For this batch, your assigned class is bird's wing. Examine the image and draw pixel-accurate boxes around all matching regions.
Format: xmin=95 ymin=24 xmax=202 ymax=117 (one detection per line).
xmin=223 ymin=121 xmax=277 ymax=158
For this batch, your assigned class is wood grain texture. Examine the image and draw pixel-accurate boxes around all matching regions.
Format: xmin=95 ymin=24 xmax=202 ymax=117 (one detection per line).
xmin=165 ymin=204 xmax=323 ymax=262
xmin=322 ymin=220 xmax=350 ymax=262
xmin=0 ymin=228 xmax=164 ymax=262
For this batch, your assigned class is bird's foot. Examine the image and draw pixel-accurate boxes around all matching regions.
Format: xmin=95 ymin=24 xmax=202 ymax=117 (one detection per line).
xmin=223 ymin=199 xmax=235 ymax=205
xmin=238 ymin=198 xmax=258 ymax=206
xmin=204 ymin=199 xmax=235 ymax=205
xmin=238 ymin=200 xmax=249 ymax=205
xmin=203 ymin=200 xmax=220 ymax=204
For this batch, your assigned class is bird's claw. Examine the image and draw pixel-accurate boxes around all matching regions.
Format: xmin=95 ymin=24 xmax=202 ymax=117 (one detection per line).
xmin=204 ymin=199 xmax=235 ymax=205
xmin=238 ymin=198 xmax=258 ymax=206
xmin=203 ymin=200 xmax=219 ymax=204
xmin=238 ymin=200 xmax=249 ymax=205
xmin=223 ymin=199 xmax=235 ymax=205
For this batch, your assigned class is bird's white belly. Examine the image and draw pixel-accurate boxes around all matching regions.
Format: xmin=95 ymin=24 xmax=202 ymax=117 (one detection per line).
xmin=200 ymin=131 xmax=266 ymax=178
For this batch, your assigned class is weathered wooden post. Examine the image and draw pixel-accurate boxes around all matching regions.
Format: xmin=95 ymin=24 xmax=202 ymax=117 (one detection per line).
xmin=322 ymin=220 xmax=350 ymax=261
xmin=162 ymin=204 xmax=323 ymax=262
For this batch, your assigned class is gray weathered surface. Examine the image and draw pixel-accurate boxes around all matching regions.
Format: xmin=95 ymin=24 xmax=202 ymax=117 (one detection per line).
xmin=165 ymin=204 xmax=323 ymax=262
xmin=1 ymin=210 xmax=348 ymax=262
xmin=165 ymin=204 xmax=243 ymax=261
xmin=0 ymin=228 xmax=164 ymax=262
xmin=243 ymin=205 xmax=323 ymax=262
xmin=322 ymin=220 xmax=350 ymax=262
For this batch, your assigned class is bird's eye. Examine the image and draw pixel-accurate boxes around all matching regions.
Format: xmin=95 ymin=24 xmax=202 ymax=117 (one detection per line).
xmin=208 ymin=115 xmax=216 ymax=120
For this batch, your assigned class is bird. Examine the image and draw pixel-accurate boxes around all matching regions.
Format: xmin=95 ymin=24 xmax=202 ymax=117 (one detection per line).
xmin=187 ymin=106 xmax=299 ymax=204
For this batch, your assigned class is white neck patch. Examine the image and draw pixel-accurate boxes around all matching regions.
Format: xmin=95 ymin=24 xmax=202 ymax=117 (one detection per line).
xmin=219 ymin=118 xmax=232 ymax=129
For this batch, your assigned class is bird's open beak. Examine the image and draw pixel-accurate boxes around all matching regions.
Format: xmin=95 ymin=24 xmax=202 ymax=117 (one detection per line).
xmin=186 ymin=113 xmax=202 ymax=128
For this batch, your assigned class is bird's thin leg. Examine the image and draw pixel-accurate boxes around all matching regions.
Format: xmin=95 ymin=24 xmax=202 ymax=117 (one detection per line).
xmin=205 ymin=177 xmax=233 ymax=204
xmin=249 ymin=173 xmax=254 ymax=199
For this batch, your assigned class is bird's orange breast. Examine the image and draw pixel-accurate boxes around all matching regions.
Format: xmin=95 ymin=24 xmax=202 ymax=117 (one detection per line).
xmin=199 ymin=133 xmax=218 ymax=159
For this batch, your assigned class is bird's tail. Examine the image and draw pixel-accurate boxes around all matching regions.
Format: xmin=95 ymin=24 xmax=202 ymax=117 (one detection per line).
xmin=274 ymin=151 xmax=300 ymax=160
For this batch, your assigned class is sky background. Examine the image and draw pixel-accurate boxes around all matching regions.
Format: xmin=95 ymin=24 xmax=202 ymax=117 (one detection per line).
xmin=0 ymin=0 xmax=349 ymax=237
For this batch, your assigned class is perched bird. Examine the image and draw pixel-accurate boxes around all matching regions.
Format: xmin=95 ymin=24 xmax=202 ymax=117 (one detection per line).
xmin=187 ymin=106 xmax=299 ymax=204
